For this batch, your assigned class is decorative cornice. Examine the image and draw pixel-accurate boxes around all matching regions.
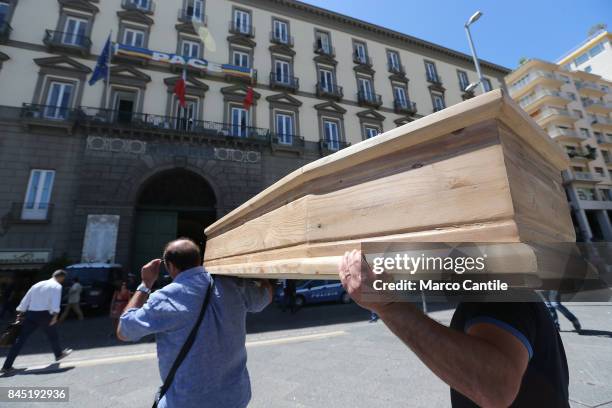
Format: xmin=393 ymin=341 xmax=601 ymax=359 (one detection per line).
xmin=314 ymin=100 xmax=346 ymax=114
xmin=357 ymin=108 xmax=385 ymax=121
xmin=110 ymin=65 xmax=152 ymax=82
xmin=34 ymin=55 xmax=92 ymax=73
xmin=394 ymin=116 xmax=415 ymax=126
xmin=227 ymin=35 xmax=256 ymax=48
xmin=266 ymin=92 xmax=302 ymax=107
xmin=428 ymin=83 xmax=446 ymax=93
xmin=117 ymin=10 xmax=154 ymax=26
xmin=221 ymin=84 xmax=261 ymax=99
xmin=353 ymin=64 xmax=375 ymax=76
xmin=389 ymin=73 xmax=408 ymax=84
xmin=175 ymin=23 xmax=197 ymax=35
xmin=269 ymin=43 xmax=296 ymax=57
xmin=313 ymin=54 xmax=337 ymax=67
xmin=164 ymin=75 xmax=209 ymax=96
xmin=58 ymin=0 xmax=99 ymax=14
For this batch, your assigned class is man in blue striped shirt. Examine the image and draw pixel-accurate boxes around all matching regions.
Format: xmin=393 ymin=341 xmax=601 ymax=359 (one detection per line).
xmin=118 ymin=238 xmax=272 ymax=408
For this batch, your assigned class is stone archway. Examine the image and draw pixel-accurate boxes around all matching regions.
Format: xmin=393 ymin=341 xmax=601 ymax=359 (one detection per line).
xmin=131 ymin=168 xmax=217 ymax=273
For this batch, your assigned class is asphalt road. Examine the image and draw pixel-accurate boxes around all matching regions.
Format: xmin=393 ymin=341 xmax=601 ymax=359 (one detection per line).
xmin=0 ymin=302 xmax=611 ymax=408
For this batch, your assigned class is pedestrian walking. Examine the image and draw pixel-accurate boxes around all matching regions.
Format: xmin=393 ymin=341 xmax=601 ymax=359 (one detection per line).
xmin=1 ymin=270 xmax=73 ymax=374
xmin=117 ymin=238 xmax=272 ymax=408
xmin=543 ymin=290 xmax=582 ymax=332
xmin=59 ymin=277 xmax=84 ymax=322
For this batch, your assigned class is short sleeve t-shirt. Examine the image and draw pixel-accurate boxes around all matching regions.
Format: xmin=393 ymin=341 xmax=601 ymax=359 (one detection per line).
xmin=449 ymin=302 xmax=570 ymax=408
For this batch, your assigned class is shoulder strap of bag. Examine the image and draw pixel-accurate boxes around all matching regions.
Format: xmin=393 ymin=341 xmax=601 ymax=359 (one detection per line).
xmin=155 ymin=279 xmax=214 ymax=406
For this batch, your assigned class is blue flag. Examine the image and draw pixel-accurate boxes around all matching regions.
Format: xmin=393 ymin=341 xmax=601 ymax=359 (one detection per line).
xmin=89 ymin=34 xmax=112 ymax=86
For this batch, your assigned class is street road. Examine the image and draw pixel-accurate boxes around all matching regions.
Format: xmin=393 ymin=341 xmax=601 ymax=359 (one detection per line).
xmin=0 ymin=303 xmax=611 ymax=407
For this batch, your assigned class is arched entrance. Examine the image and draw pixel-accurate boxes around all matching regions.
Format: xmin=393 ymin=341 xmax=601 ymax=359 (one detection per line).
xmin=131 ymin=168 xmax=217 ymax=273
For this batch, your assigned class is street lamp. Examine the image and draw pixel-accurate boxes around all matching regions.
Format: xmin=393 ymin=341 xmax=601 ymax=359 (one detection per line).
xmin=464 ymin=11 xmax=486 ymax=93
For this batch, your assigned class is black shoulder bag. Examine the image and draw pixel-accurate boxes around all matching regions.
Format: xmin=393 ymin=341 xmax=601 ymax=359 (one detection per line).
xmin=152 ymin=280 xmax=214 ymax=408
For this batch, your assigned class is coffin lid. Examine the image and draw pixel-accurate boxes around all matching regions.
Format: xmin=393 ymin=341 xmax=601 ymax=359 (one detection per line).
xmin=205 ymin=89 xmax=569 ymax=237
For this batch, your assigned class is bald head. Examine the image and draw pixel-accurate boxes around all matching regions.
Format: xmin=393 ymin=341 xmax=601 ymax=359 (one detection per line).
xmin=163 ymin=238 xmax=201 ymax=273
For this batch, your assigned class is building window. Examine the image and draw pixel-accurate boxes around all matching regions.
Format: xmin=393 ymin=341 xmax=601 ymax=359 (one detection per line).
xmin=457 ymin=70 xmax=470 ymax=91
xmin=600 ymin=189 xmax=612 ymax=201
xmin=567 ymin=92 xmax=576 ymax=100
xmin=431 ymin=92 xmax=445 ymax=112
xmin=232 ymin=50 xmax=249 ymax=68
xmin=233 ymin=9 xmax=250 ymax=34
xmin=230 ymin=105 xmax=249 ymax=137
xmin=123 ymin=28 xmax=145 ymax=47
xmin=319 ymin=68 xmax=334 ymax=91
xmin=589 ymin=42 xmax=605 ymax=57
xmin=353 ymin=41 xmax=367 ymax=64
xmin=482 ymin=78 xmax=493 ymax=92
xmin=127 ymin=0 xmax=150 ymax=11
xmin=323 ymin=119 xmax=340 ymax=150
xmin=580 ymin=128 xmax=590 ymax=138
xmin=594 ymin=167 xmax=605 ymax=177
xmin=272 ymin=19 xmax=289 ymax=44
xmin=44 ymin=81 xmax=74 ymax=119
xmin=275 ymin=112 xmax=294 ymax=144
xmin=387 ymin=50 xmax=401 ymax=72
xmin=185 ymin=0 xmax=204 ymax=21
xmin=394 ymin=86 xmax=408 ymax=105
xmin=181 ymin=39 xmax=200 ymax=58
xmin=0 ymin=2 xmax=9 ymax=21
xmin=315 ymin=30 xmax=331 ymax=54
xmin=584 ymin=66 xmax=592 ymax=73
xmin=358 ymin=77 xmax=374 ymax=98
xmin=364 ymin=125 xmax=380 ymax=139
xmin=175 ymin=98 xmax=198 ymax=131
xmin=574 ymin=52 xmax=589 ymax=66
xmin=576 ymin=187 xmax=596 ymax=201
xmin=62 ymin=16 xmax=88 ymax=46
xmin=425 ymin=61 xmax=439 ymax=83
xmin=273 ymin=59 xmax=291 ymax=83
xmin=22 ymin=169 xmax=55 ymax=220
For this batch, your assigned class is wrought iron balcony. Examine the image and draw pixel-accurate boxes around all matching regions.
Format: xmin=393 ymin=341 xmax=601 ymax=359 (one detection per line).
xmin=320 ymin=139 xmax=350 ymax=153
xmin=388 ymin=62 xmax=406 ymax=75
xmin=316 ymin=83 xmax=343 ymax=100
xmin=0 ymin=21 xmax=12 ymax=42
xmin=269 ymin=72 xmax=299 ymax=91
xmin=394 ymin=99 xmax=417 ymax=115
xmin=121 ymin=0 xmax=155 ymax=14
xmin=229 ymin=21 xmax=255 ymax=37
xmin=271 ymin=133 xmax=305 ymax=150
xmin=270 ymin=31 xmax=294 ymax=46
xmin=357 ymin=91 xmax=382 ymax=108
xmin=21 ymin=103 xmax=77 ymax=122
xmin=178 ymin=9 xmax=206 ymax=24
xmin=43 ymin=30 xmax=92 ymax=55
xmin=353 ymin=53 xmax=373 ymax=66
xmin=9 ymin=202 xmax=54 ymax=223
xmin=313 ymin=42 xmax=335 ymax=57
xmin=426 ymin=73 xmax=443 ymax=85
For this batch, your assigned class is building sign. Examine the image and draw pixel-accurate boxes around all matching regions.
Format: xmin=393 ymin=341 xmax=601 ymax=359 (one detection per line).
xmin=114 ymin=44 xmax=256 ymax=82
xmin=0 ymin=251 xmax=51 ymax=265
xmin=81 ymin=215 xmax=120 ymax=263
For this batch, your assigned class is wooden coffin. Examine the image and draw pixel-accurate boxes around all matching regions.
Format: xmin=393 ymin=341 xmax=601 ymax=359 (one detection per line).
xmin=204 ymin=89 xmax=575 ymax=281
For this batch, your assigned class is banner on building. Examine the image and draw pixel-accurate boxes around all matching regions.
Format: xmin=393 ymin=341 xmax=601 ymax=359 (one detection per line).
xmin=114 ymin=43 xmax=256 ymax=82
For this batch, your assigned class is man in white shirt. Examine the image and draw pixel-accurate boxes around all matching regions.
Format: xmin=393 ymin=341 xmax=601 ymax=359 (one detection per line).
xmin=1 ymin=270 xmax=73 ymax=374
xmin=59 ymin=277 xmax=84 ymax=322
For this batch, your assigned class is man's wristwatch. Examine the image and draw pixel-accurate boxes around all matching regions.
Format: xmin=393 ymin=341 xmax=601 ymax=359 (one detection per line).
xmin=137 ymin=283 xmax=151 ymax=294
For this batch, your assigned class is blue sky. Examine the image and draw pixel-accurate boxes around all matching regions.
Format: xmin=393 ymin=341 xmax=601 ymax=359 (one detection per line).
xmin=303 ymin=0 xmax=611 ymax=70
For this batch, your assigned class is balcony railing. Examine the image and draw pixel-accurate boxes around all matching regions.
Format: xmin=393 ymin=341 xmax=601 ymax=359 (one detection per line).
xmin=426 ymin=73 xmax=443 ymax=85
xmin=121 ymin=0 xmax=155 ymax=14
xmin=388 ymin=62 xmax=406 ymax=75
xmin=584 ymin=98 xmax=612 ymax=110
xmin=229 ymin=21 xmax=255 ymax=37
xmin=575 ymin=81 xmax=605 ymax=93
xmin=271 ymin=133 xmax=305 ymax=148
xmin=9 ymin=202 xmax=54 ymax=223
xmin=535 ymin=107 xmax=578 ymax=122
xmin=353 ymin=53 xmax=373 ymax=66
xmin=357 ymin=91 xmax=382 ymax=107
xmin=43 ymin=30 xmax=92 ymax=52
xmin=0 ymin=21 xmax=12 ymax=42
xmin=574 ymin=171 xmax=596 ymax=181
xmin=178 ymin=9 xmax=207 ymax=24
xmin=316 ymin=82 xmax=343 ymax=100
xmin=270 ymin=32 xmax=294 ymax=46
xmin=320 ymin=139 xmax=350 ymax=152
xmin=549 ymin=128 xmax=582 ymax=140
xmin=313 ymin=42 xmax=335 ymax=57
xmin=596 ymin=134 xmax=612 ymax=145
xmin=269 ymin=73 xmax=299 ymax=91
xmin=394 ymin=99 xmax=417 ymax=115
xmin=21 ymin=103 xmax=78 ymax=121
xmin=519 ymin=89 xmax=567 ymax=108
xmin=79 ymin=107 xmax=270 ymax=142
xmin=510 ymin=70 xmax=560 ymax=94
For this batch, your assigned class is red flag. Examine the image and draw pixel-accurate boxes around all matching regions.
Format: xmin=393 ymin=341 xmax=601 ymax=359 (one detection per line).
xmin=243 ymin=86 xmax=254 ymax=110
xmin=174 ymin=71 xmax=187 ymax=108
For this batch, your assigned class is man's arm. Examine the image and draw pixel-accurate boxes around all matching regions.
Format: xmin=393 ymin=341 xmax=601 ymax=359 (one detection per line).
xmin=48 ymin=285 xmax=62 ymax=325
xmin=15 ymin=287 xmax=32 ymax=313
xmin=116 ymin=291 xmax=149 ymax=341
xmin=339 ymin=250 xmax=528 ymax=408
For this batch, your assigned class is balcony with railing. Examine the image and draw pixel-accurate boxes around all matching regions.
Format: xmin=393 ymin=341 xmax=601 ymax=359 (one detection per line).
xmin=533 ymin=107 xmax=579 ymax=126
xmin=566 ymin=146 xmax=597 ymax=162
xmin=388 ymin=62 xmax=406 ymax=76
xmin=357 ymin=91 xmax=382 ymax=108
xmin=270 ymin=31 xmax=293 ymax=47
xmin=575 ymin=80 xmax=607 ymax=97
xmin=596 ymin=134 xmax=612 ymax=147
xmin=509 ymin=70 xmax=563 ymax=97
xmin=20 ymin=104 xmax=78 ymax=133
xmin=43 ymin=30 xmax=92 ymax=56
xmin=519 ymin=89 xmax=570 ymax=113
xmin=591 ymin=115 xmax=612 ymax=131
xmin=394 ymin=99 xmax=417 ymax=115
xmin=271 ymin=133 xmax=305 ymax=153
xmin=313 ymin=42 xmax=335 ymax=57
xmin=320 ymin=139 xmax=350 ymax=155
xmin=565 ymin=171 xmax=602 ymax=184
xmin=353 ymin=53 xmax=373 ymax=67
xmin=426 ymin=73 xmax=443 ymax=86
xmin=178 ymin=9 xmax=206 ymax=24
xmin=121 ymin=0 xmax=155 ymax=14
xmin=583 ymin=98 xmax=612 ymax=114
xmin=549 ymin=127 xmax=583 ymax=142
xmin=316 ymin=82 xmax=343 ymax=100
xmin=8 ymin=202 xmax=54 ymax=223
xmin=0 ymin=20 xmax=12 ymax=42
xmin=269 ymin=73 xmax=299 ymax=92
xmin=229 ymin=21 xmax=254 ymax=37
